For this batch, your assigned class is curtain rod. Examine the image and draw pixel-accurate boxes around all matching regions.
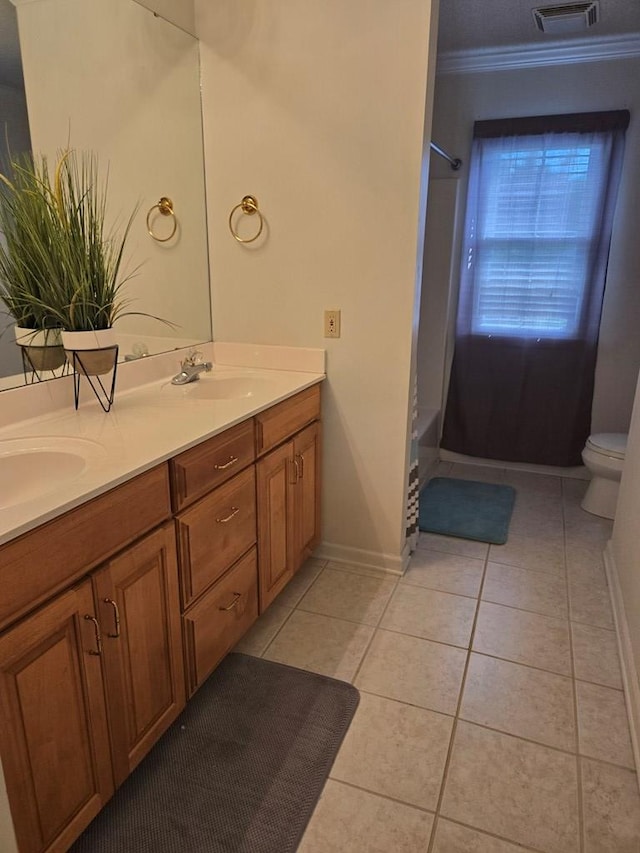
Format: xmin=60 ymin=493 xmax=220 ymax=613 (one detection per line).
xmin=430 ymin=141 xmax=462 ymax=171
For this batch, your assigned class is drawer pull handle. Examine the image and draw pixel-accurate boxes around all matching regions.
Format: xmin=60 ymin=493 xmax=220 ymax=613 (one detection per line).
xmin=84 ymin=615 xmax=103 ymax=656
xmin=216 ymin=506 xmax=240 ymax=523
xmin=219 ymin=592 xmax=242 ymax=611
xmin=214 ymin=456 xmax=239 ymax=470
xmin=103 ymin=598 xmax=121 ymax=638
xmin=290 ymin=458 xmax=298 ymax=484
xmin=296 ymin=453 xmax=305 ymax=478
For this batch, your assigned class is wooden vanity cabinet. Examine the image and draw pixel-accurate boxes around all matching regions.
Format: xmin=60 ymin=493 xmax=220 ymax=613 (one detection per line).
xmin=0 ymin=382 xmax=322 ymax=852
xmin=171 ymin=424 xmax=260 ymax=696
xmin=256 ymin=386 xmax=321 ymax=611
xmin=92 ymin=523 xmax=185 ymax=787
xmin=0 ymin=581 xmax=114 ymax=853
xmin=0 ymin=467 xmax=185 ymax=853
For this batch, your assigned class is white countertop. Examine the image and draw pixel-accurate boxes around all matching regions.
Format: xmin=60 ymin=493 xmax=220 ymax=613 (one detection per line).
xmin=0 ymin=343 xmax=325 ymax=546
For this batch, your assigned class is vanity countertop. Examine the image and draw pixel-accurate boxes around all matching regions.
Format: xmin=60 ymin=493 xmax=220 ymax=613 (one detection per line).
xmin=0 ymin=344 xmax=325 ymax=547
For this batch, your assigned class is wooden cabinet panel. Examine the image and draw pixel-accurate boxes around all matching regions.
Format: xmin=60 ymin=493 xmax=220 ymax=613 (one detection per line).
xmin=255 ymin=385 xmax=320 ymax=456
xmin=256 ymin=442 xmax=296 ymax=611
xmin=170 ymin=420 xmax=255 ymax=511
xmin=176 ymin=466 xmax=257 ymax=608
xmin=0 ymin=465 xmax=171 ymax=633
xmin=0 ymin=582 xmax=113 ymax=853
xmin=257 ymin=419 xmax=322 ymax=612
xmin=183 ymin=548 xmax=258 ymax=695
xmin=294 ymin=421 xmax=322 ymax=569
xmin=93 ymin=524 xmax=185 ymax=788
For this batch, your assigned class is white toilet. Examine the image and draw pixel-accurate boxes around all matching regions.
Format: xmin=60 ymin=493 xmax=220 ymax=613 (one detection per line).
xmin=581 ymin=432 xmax=627 ymax=519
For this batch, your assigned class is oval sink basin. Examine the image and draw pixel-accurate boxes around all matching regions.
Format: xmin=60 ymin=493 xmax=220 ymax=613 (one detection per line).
xmin=0 ymin=436 xmax=106 ymax=510
xmin=185 ymin=376 xmax=276 ymax=401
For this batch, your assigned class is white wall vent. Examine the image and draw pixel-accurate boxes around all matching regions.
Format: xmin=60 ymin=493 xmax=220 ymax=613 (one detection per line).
xmin=533 ymin=2 xmax=600 ymax=35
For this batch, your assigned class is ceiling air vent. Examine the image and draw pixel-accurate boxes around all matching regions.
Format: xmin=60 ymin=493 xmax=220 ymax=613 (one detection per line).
xmin=533 ymin=2 xmax=599 ymax=35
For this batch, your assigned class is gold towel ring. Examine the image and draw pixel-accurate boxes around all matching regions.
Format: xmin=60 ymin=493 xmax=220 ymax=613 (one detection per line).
xmin=228 ymin=195 xmax=264 ymax=243
xmin=146 ymin=197 xmax=177 ymax=242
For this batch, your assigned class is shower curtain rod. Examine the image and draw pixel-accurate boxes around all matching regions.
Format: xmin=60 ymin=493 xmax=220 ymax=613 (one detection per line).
xmin=430 ymin=141 xmax=462 ymax=171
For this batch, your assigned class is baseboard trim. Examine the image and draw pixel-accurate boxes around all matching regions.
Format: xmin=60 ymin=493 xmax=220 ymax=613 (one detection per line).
xmin=604 ymin=540 xmax=640 ymax=775
xmin=315 ymin=540 xmax=409 ymax=576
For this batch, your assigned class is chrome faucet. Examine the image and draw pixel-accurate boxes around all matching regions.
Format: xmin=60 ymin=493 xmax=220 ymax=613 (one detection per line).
xmin=171 ymin=351 xmax=213 ymax=385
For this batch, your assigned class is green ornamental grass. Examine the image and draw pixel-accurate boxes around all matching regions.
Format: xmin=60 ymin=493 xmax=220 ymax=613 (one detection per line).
xmin=0 ymin=150 xmax=168 ymax=334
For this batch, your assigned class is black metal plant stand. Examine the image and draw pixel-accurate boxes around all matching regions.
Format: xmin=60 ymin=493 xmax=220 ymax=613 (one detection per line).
xmin=20 ymin=346 xmax=71 ymax=384
xmin=70 ymin=346 xmax=119 ymax=412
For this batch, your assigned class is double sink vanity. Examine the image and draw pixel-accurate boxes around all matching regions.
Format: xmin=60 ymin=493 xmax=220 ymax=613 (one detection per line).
xmin=0 ymin=343 xmax=324 ymax=853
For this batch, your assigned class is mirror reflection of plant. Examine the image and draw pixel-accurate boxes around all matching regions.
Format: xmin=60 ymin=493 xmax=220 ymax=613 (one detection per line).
xmin=0 ymin=153 xmax=61 ymax=334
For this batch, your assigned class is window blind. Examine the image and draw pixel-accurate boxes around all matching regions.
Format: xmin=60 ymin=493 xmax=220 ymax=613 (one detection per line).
xmin=470 ymin=137 xmax=609 ymax=339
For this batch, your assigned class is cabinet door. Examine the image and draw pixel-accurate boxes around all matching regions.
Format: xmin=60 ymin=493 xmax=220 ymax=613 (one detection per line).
xmin=93 ymin=523 xmax=185 ymax=788
xmin=0 ymin=582 xmax=113 ymax=853
xmin=256 ymin=441 xmax=296 ymax=611
xmin=293 ymin=421 xmax=321 ymax=572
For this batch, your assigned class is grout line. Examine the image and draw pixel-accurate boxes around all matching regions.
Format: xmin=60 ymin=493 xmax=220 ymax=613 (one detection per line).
xmin=323 ymin=777 xmax=437 ymax=816
xmin=426 ymin=518 xmax=494 ymax=853
xmin=349 ymin=573 xmax=401 ymax=685
xmin=562 ymin=477 xmax=586 ymax=853
xmin=399 ymin=579 xmax=483 ymax=601
xmin=258 ymin=561 xmax=328 ymax=656
xmin=432 ymin=815 xmax=547 ymax=853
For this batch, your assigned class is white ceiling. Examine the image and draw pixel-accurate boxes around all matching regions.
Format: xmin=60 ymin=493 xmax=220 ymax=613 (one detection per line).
xmin=437 ymin=0 xmax=640 ymax=53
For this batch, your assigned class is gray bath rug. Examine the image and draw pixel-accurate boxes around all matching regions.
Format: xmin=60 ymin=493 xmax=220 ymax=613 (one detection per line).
xmin=71 ymin=653 xmax=359 ymax=853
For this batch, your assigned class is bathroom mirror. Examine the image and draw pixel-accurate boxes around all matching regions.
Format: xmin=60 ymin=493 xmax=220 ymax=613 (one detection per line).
xmin=0 ymin=0 xmax=211 ymax=390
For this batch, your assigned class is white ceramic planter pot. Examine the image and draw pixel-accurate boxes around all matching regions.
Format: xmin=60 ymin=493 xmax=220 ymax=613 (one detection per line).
xmin=14 ymin=326 xmax=66 ymax=371
xmin=61 ymin=328 xmax=118 ymax=376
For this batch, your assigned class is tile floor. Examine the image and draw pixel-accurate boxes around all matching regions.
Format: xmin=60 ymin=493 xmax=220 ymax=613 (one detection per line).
xmin=235 ymin=462 xmax=640 ymax=852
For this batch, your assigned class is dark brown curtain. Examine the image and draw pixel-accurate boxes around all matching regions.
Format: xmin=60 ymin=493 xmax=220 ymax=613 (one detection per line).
xmin=441 ymin=111 xmax=629 ymax=467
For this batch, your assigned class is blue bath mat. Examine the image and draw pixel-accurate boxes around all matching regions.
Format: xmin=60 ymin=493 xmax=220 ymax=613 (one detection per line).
xmin=419 ymin=477 xmax=516 ymax=545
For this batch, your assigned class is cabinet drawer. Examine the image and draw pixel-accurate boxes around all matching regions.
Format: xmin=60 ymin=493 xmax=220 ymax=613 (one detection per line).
xmin=255 ymin=384 xmax=321 ymax=456
xmin=170 ymin=419 xmax=255 ymax=511
xmin=183 ymin=547 xmax=258 ymax=695
xmin=176 ymin=466 xmax=257 ymax=608
xmin=0 ymin=465 xmax=171 ymax=633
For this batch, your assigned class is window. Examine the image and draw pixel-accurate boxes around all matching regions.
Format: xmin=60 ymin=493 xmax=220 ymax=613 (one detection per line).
xmin=472 ymin=139 xmax=607 ymax=338
xmin=464 ymin=127 xmax=620 ymax=340
xmin=442 ymin=111 xmax=628 ymax=467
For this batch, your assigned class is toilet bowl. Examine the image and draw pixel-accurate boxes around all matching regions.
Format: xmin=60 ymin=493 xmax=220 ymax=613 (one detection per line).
xmin=581 ymin=432 xmax=627 ymax=519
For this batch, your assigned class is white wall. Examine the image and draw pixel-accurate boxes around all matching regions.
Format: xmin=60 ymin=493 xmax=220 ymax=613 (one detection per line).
xmin=196 ymin=0 xmax=439 ymax=571
xmin=132 ymin=0 xmax=195 ymax=36
xmin=610 ymin=370 xmax=640 ymax=765
xmin=428 ymin=56 xmax=640 ymax=434
xmin=16 ymin=0 xmax=210 ymax=348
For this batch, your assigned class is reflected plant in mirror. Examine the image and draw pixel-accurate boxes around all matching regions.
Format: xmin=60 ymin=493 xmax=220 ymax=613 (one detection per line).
xmin=0 ymin=0 xmax=212 ymax=390
xmin=0 ymin=153 xmax=66 ymax=376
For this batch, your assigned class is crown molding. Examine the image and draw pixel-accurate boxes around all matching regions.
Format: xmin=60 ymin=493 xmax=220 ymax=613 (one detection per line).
xmin=437 ymin=32 xmax=640 ymax=75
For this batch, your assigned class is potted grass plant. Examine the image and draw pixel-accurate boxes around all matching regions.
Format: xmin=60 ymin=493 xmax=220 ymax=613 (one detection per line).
xmin=45 ymin=151 xmax=140 ymax=376
xmin=0 ymin=153 xmax=66 ymax=372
